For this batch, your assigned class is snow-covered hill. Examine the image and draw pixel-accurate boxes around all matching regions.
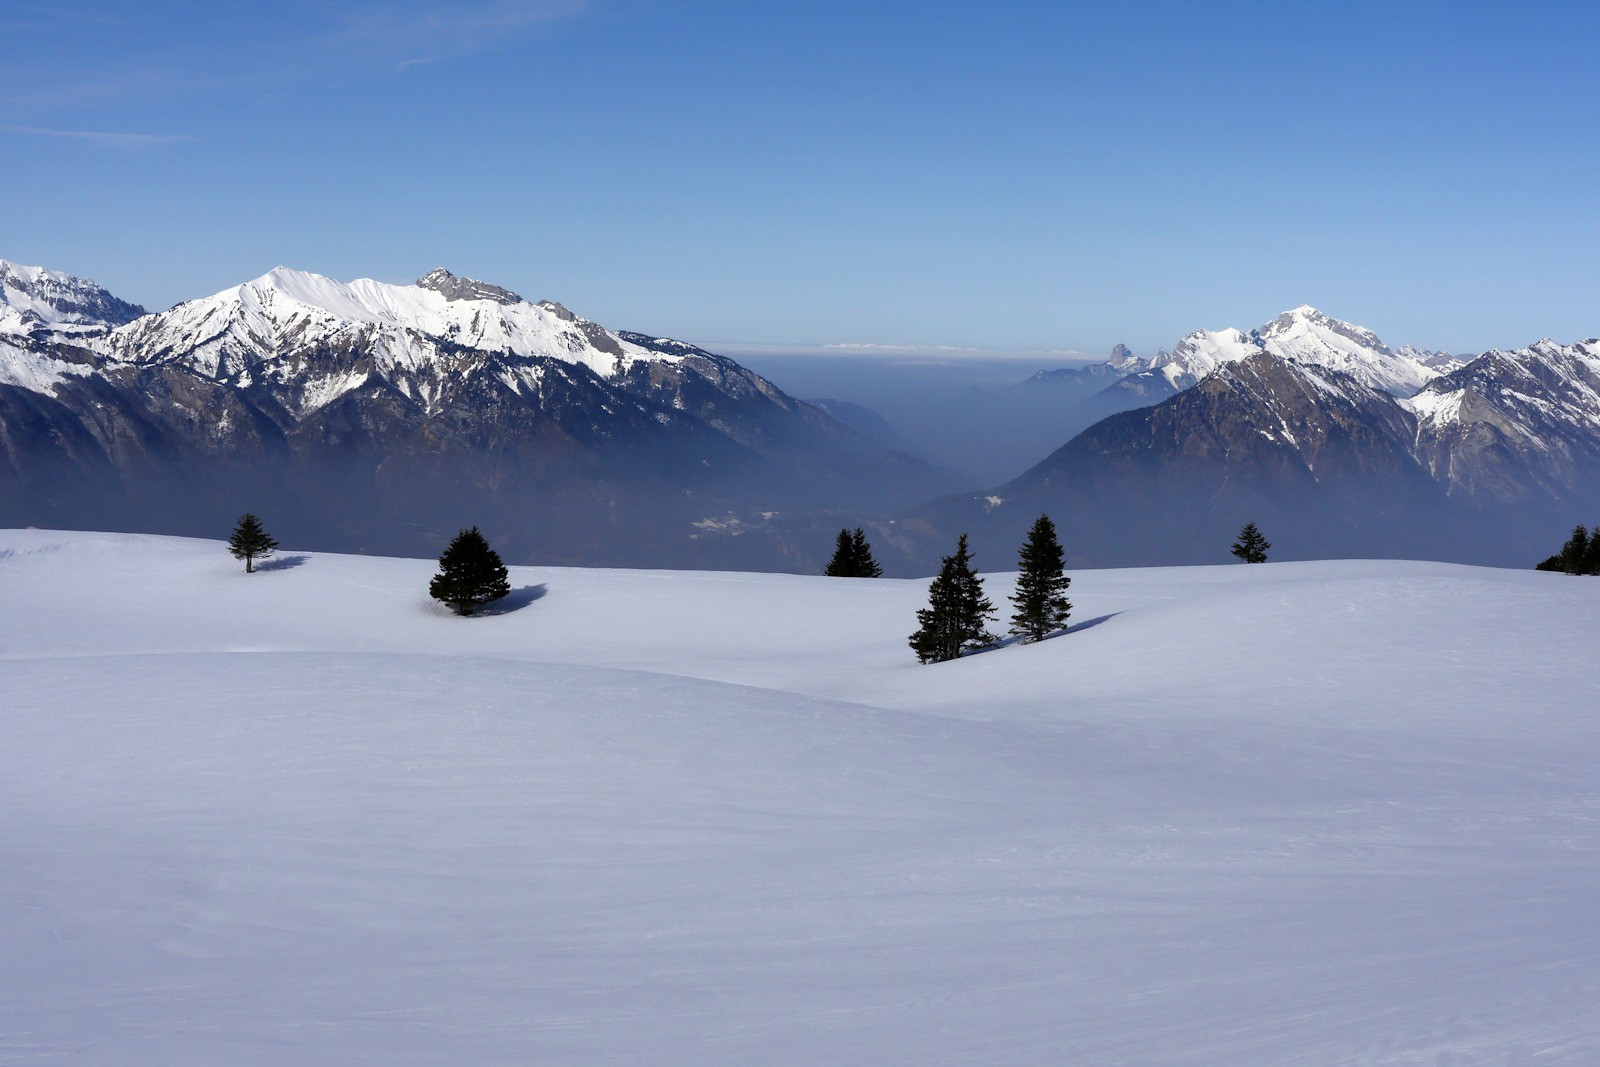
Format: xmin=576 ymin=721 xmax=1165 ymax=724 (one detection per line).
xmin=3 ymin=529 xmax=1597 ymax=1064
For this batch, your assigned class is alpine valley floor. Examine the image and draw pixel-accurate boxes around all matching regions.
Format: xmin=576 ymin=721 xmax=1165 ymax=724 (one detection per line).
xmin=2 ymin=530 xmax=1597 ymax=1065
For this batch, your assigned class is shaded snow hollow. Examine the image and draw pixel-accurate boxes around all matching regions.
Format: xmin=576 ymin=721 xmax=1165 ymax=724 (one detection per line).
xmin=2 ymin=530 xmax=1598 ymax=1065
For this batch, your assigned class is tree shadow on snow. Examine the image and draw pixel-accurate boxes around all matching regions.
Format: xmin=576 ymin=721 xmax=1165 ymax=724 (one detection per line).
xmin=255 ymin=554 xmax=309 ymax=572
xmin=477 ymin=584 xmax=548 ymax=616
xmin=969 ymin=612 xmax=1123 ymax=656
xmin=1065 ymin=612 xmax=1120 ymax=635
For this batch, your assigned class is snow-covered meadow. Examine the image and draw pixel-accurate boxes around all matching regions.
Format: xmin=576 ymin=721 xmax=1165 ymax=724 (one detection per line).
xmin=2 ymin=529 xmax=1597 ymax=1064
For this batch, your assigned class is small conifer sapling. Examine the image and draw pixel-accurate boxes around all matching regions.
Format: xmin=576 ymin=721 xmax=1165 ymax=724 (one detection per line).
xmin=429 ymin=526 xmax=512 ymax=616
xmin=1009 ymin=514 xmax=1072 ymax=642
xmin=227 ymin=513 xmax=279 ymax=573
xmin=1231 ymin=522 xmax=1270 ymax=564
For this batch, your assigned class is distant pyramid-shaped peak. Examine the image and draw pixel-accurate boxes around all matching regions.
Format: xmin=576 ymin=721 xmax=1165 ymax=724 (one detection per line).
xmin=1108 ymin=343 xmax=1141 ymax=370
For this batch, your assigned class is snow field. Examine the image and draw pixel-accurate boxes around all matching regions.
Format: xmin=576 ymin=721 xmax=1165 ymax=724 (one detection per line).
xmin=2 ymin=530 xmax=1597 ymax=1064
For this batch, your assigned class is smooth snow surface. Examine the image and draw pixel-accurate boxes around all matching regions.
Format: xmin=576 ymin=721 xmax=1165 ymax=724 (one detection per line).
xmin=3 ymin=531 xmax=1598 ymax=1065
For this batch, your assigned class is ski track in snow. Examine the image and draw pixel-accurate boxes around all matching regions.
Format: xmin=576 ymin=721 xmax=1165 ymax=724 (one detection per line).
xmin=1 ymin=529 xmax=1598 ymax=1065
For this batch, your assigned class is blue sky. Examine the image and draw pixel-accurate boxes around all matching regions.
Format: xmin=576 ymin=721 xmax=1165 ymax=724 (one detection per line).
xmin=3 ymin=0 xmax=1598 ymax=356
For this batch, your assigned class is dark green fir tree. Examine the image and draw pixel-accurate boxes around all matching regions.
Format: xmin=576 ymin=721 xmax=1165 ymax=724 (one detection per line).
xmin=1009 ymin=514 xmax=1071 ymax=642
xmin=909 ymin=533 xmax=997 ymax=663
xmin=1556 ymin=524 xmax=1592 ymax=575
xmin=1231 ymin=522 xmax=1270 ymax=564
xmin=429 ymin=526 xmax=511 ymax=616
xmin=227 ymin=513 xmax=279 ymax=573
xmin=849 ymin=527 xmax=883 ymax=577
xmin=824 ymin=528 xmax=855 ymax=576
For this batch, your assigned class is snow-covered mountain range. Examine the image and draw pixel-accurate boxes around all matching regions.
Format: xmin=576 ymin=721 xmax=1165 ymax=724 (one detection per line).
xmin=0 ymin=259 xmax=944 ymax=568
xmin=934 ymin=308 xmax=1600 ymax=567
xmin=7 ymin=256 xmax=1598 ymax=570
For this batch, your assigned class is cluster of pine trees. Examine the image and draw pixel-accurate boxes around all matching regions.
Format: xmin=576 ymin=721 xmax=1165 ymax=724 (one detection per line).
xmin=227 ymin=514 xmax=512 ymax=616
xmin=1536 ymin=524 xmax=1600 ymax=575
xmin=823 ymin=528 xmax=883 ymax=577
xmin=829 ymin=518 xmax=1271 ymax=664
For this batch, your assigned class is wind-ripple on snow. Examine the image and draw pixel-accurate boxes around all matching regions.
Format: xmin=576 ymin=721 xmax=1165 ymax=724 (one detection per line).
xmin=2 ymin=531 xmax=1598 ymax=1065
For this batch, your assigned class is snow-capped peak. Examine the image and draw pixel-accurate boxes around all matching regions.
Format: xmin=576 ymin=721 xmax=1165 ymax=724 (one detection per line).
xmin=1254 ymin=305 xmax=1434 ymax=395
xmin=94 ymin=265 xmax=692 ymax=414
xmin=0 ymin=258 xmax=146 ymax=335
xmin=1104 ymin=307 xmax=1447 ymax=401
xmin=1147 ymin=326 xmax=1265 ymax=388
xmin=1108 ymin=343 xmax=1142 ymax=372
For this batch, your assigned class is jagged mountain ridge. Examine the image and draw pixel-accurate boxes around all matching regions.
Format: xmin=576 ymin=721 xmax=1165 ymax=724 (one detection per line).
xmin=0 ymin=260 xmax=146 ymax=338
xmin=1407 ymin=337 xmax=1600 ymax=504
xmin=0 ymin=260 xmax=947 ymax=569
xmin=1018 ymin=307 xmax=1455 ymax=411
xmin=1103 ymin=305 xmax=1449 ymax=402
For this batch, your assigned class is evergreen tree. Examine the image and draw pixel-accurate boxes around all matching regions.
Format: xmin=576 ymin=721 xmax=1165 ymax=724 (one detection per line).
xmin=429 ymin=526 xmax=511 ymax=616
xmin=227 ymin=513 xmax=279 ymax=573
xmin=849 ymin=527 xmax=883 ymax=578
xmin=1231 ymin=522 xmax=1270 ymax=564
xmin=1585 ymin=524 xmax=1600 ymax=575
xmin=909 ymin=533 xmax=997 ymax=663
xmin=1009 ymin=514 xmax=1072 ymax=642
xmin=1559 ymin=524 xmax=1591 ymax=575
xmin=824 ymin=528 xmax=855 ymax=576
xmin=824 ymin=527 xmax=883 ymax=577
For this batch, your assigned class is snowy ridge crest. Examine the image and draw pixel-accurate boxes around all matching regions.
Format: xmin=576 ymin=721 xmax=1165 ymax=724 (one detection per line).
xmin=95 ymin=266 xmax=696 ymax=415
xmin=1104 ymin=305 xmax=1450 ymax=400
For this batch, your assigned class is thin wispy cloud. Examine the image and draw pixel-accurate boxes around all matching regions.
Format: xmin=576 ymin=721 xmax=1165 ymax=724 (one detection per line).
xmin=325 ymin=0 xmax=593 ymax=67
xmin=2 ymin=124 xmax=198 ymax=148
xmin=1 ymin=0 xmax=594 ymax=113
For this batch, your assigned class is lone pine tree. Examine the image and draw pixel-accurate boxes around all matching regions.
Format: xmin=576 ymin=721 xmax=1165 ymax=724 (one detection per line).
xmin=429 ymin=526 xmax=511 ymax=616
xmin=1231 ymin=522 xmax=1270 ymax=564
xmin=909 ymin=532 xmax=997 ymax=664
xmin=824 ymin=527 xmax=883 ymax=578
xmin=1010 ymin=514 xmax=1072 ymax=643
xmin=227 ymin=513 xmax=279 ymax=573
